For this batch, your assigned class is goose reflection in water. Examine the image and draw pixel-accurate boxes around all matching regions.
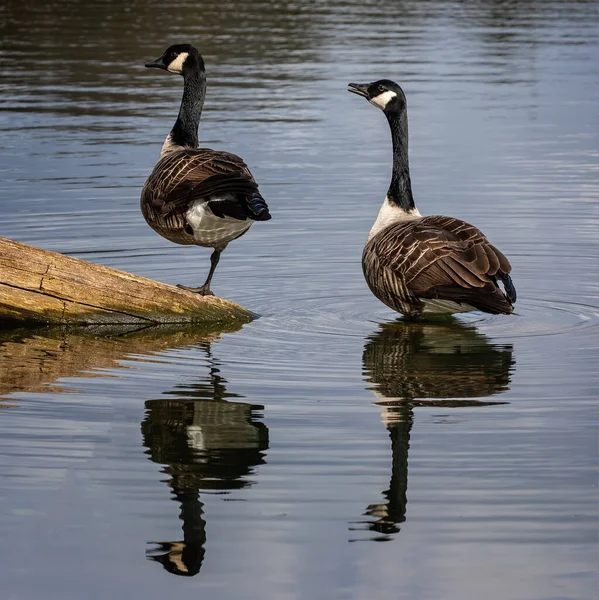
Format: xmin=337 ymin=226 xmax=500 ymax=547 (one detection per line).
xmin=355 ymin=319 xmax=515 ymax=541
xmin=141 ymin=344 xmax=268 ymax=576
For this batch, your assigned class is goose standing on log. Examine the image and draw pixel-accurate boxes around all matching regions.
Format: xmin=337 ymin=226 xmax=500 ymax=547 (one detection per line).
xmin=348 ymin=80 xmax=516 ymax=318
xmin=141 ymin=44 xmax=271 ymax=296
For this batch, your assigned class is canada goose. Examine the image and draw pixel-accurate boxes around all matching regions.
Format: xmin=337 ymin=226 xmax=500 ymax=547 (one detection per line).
xmin=141 ymin=44 xmax=271 ymax=296
xmin=348 ymin=80 xmax=516 ymax=317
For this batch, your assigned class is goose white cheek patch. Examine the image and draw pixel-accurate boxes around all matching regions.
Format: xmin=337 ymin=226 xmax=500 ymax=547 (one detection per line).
xmin=369 ymin=90 xmax=397 ymax=109
xmin=167 ymin=52 xmax=189 ymax=74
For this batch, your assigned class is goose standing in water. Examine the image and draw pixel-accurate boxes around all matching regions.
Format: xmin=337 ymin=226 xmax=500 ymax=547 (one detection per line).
xmin=348 ymin=80 xmax=516 ymax=317
xmin=141 ymin=44 xmax=270 ymax=296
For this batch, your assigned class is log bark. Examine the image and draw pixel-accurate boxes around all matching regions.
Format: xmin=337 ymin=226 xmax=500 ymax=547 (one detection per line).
xmin=0 ymin=237 xmax=254 ymax=327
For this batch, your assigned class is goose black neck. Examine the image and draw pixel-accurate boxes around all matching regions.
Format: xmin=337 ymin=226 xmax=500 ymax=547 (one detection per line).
xmin=386 ymin=110 xmax=416 ymax=212
xmin=170 ymin=69 xmax=206 ymax=149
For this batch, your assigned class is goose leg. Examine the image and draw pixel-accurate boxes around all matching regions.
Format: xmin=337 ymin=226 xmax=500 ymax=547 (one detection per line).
xmin=177 ymin=246 xmax=224 ymax=296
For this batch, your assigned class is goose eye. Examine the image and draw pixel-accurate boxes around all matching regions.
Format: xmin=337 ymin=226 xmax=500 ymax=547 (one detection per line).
xmin=378 ymin=85 xmax=385 ymax=92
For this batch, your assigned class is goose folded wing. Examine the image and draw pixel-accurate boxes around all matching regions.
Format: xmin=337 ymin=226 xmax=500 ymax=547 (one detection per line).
xmin=380 ymin=218 xmax=513 ymax=313
xmin=155 ymin=150 xmax=259 ymax=217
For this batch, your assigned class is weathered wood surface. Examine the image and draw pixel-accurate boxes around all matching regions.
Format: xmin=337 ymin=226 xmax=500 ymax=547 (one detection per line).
xmin=0 ymin=237 xmax=253 ymax=327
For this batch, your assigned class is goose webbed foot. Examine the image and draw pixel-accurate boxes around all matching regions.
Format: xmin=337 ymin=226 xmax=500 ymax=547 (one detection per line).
xmin=175 ymin=248 xmax=224 ymax=297
xmin=176 ymin=283 xmax=214 ymax=296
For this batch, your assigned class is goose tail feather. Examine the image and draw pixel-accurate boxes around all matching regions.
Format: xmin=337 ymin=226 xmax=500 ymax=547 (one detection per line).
xmin=247 ymin=192 xmax=271 ymax=221
xmin=498 ymin=272 xmax=517 ymax=304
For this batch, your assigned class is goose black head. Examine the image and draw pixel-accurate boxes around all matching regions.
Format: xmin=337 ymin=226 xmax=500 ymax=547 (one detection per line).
xmin=145 ymin=44 xmax=204 ymax=76
xmin=347 ymin=79 xmax=407 ymax=114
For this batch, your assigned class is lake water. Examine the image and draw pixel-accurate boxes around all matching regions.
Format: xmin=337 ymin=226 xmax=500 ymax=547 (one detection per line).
xmin=1 ymin=1 xmax=597 ymax=598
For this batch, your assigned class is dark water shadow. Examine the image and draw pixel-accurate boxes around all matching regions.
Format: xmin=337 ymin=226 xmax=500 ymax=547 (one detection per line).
xmin=141 ymin=344 xmax=268 ymax=577
xmin=352 ymin=318 xmax=515 ymax=541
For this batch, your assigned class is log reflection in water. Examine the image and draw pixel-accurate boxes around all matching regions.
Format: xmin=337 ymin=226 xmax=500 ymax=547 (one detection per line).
xmin=141 ymin=345 xmax=268 ymax=576
xmin=0 ymin=324 xmax=241 ymax=400
xmin=354 ymin=319 xmax=515 ymax=541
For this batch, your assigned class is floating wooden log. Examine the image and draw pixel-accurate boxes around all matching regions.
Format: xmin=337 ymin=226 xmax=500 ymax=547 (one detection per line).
xmin=0 ymin=237 xmax=253 ymax=327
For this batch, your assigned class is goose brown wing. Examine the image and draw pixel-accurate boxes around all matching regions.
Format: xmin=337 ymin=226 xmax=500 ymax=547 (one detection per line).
xmin=147 ymin=148 xmax=259 ymax=217
xmin=374 ymin=216 xmax=514 ymax=314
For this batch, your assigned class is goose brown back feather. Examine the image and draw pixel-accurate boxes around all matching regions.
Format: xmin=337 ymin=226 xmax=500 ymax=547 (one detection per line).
xmin=363 ymin=215 xmax=514 ymax=316
xmin=141 ymin=148 xmax=261 ymax=246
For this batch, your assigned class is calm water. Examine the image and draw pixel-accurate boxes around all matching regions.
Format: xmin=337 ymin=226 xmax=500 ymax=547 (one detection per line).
xmin=1 ymin=1 xmax=597 ymax=598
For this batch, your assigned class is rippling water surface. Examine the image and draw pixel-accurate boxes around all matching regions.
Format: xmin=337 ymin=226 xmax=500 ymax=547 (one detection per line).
xmin=1 ymin=1 xmax=597 ymax=598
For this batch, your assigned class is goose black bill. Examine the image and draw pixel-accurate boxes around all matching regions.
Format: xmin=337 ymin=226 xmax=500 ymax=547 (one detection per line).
xmin=145 ymin=57 xmax=167 ymax=70
xmin=347 ymin=82 xmax=369 ymax=98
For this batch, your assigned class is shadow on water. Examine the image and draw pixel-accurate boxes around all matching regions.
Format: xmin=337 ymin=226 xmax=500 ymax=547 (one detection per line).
xmin=141 ymin=344 xmax=268 ymax=577
xmin=353 ymin=318 xmax=515 ymax=541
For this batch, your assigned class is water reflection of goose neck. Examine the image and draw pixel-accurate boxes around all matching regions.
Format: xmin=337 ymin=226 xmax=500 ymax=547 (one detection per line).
xmin=364 ymin=406 xmax=412 ymax=536
xmin=148 ymin=487 xmax=206 ymax=577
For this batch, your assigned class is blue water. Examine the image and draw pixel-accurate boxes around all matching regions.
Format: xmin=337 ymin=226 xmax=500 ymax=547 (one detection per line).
xmin=1 ymin=1 xmax=597 ymax=598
